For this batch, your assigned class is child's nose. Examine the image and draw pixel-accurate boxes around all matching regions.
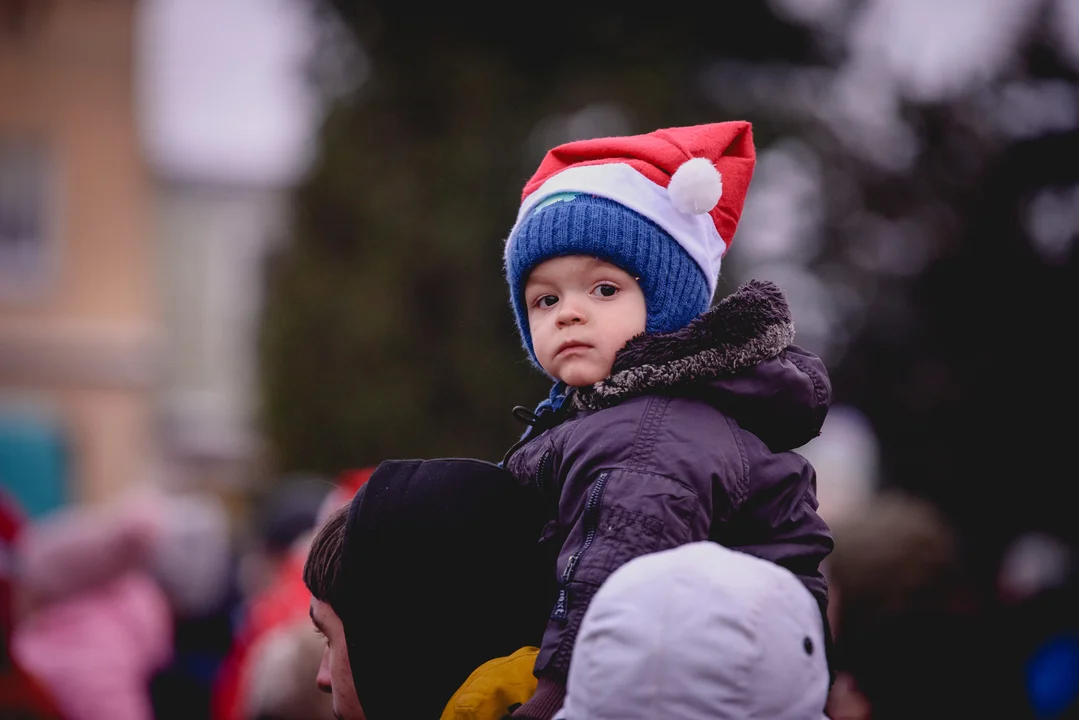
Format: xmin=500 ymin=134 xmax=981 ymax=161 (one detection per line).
xmin=556 ymin=296 xmax=586 ymax=326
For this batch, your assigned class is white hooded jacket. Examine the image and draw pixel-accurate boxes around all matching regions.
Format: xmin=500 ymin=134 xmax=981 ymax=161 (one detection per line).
xmin=555 ymin=541 xmax=830 ymax=720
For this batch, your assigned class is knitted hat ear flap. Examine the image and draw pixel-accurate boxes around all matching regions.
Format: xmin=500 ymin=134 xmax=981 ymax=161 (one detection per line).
xmin=506 ymin=194 xmax=711 ymax=368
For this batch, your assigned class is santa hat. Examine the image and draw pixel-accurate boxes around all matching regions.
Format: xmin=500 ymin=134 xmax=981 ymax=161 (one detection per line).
xmin=504 ymin=121 xmax=756 ymax=364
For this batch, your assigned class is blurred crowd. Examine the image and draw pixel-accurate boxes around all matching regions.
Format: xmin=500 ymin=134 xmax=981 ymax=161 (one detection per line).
xmin=3 ymin=470 xmax=1078 ymax=720
xmin=0 ymin=468 xmax=370 ymax=720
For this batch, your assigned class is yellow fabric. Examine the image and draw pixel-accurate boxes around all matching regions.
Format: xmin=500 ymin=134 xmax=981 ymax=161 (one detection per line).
xmin=441 ymin=646 xmax=540 ymax=720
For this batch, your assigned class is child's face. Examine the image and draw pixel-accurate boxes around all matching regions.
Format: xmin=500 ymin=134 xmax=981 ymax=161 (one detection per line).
xmin=524 ymin=256 xmax=646 ymax=387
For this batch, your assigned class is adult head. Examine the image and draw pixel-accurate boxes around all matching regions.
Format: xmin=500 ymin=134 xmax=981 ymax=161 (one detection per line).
xmin=826 ymin=492 xmax=1000 ymax=720
xmin=303 ymin=458 xmax=557 ymax=720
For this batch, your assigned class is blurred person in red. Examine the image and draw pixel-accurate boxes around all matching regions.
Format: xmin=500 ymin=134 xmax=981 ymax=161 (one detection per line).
xmin=0 ymin=488 xmax=65 ymax=720
xmin=1 ymin=488 xmax=20 ymax=651
xmin=211 ymin=468 xmax=373 ymax=720
xmin=10 ymin=483 xmax=231 ymax=720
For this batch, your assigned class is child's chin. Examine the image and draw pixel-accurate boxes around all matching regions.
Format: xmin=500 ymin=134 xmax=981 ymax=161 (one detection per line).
xmin=558 ymin=366 xmax=607 ymax=388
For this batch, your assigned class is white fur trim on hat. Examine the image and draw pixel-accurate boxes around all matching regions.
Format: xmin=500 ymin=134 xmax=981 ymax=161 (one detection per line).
xmin=505 ymin=163 xmax=728 ymax=298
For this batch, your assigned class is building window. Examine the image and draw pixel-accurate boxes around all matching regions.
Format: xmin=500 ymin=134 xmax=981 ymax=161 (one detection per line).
xmin=0 ymin=140 xmax=52 ymax=299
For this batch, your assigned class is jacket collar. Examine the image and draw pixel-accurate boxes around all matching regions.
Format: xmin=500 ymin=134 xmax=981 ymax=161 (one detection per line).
xmin=574 ymin=280 xmax=795 ymax=411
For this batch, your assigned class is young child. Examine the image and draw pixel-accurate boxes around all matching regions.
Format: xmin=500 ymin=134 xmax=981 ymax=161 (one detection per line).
xmin=500 ymin=121 xmax=835 ymax=719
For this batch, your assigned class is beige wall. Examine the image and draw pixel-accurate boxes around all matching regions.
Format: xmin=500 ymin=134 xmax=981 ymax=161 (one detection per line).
xmin=0 ymin=0 xmax=157 ymax=504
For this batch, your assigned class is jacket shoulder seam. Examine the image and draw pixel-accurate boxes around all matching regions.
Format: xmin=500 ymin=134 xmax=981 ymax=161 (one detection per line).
xmin=627 ymin=395 xmax=670 ymax=472
xmin=723 ymin=414 xmax=750 ymax=507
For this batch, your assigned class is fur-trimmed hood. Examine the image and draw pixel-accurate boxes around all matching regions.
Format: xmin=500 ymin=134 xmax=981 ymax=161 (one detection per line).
xmin=575 ymin=280 xmax=830 ymax=452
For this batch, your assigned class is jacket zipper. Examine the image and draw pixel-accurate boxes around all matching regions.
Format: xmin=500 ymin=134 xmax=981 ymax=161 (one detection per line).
xmin=535 ymin=448 xmax=553 ymax=499
xmin=552 ymin=472 xmax=610 ymax=621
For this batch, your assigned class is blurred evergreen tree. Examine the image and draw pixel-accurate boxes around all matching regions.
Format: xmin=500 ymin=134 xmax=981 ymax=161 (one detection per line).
xmin=258 ymin=3 xmax=810 ymax=475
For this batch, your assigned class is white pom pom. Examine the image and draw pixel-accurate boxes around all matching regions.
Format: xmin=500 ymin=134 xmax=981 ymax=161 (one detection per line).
xmin=668 ymin=157 xmax=723 ymax=215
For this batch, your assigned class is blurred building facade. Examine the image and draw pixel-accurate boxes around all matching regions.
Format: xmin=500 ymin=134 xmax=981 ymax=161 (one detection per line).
xmin=0 ymin=0 xmax=318 ymax=515
xmin=0 ymin=0 xmax=157 ymax=514
xmin=151 ymin=176 xmax=284 ymax=496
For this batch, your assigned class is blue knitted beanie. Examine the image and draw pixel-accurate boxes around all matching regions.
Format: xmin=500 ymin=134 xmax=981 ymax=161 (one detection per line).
xmin=506 ymin=193 xmax=711 ymax=366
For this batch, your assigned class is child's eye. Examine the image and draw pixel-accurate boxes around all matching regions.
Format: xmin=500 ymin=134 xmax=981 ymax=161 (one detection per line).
xmin=534 ymin=295 xmax=558 ymax=308
xmin=593 ymin=284 xmax=619 ymax=298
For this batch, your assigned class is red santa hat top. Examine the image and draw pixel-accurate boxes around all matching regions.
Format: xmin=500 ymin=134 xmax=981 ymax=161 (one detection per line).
xmin=505 ymin=121 xmax=756 ymax=301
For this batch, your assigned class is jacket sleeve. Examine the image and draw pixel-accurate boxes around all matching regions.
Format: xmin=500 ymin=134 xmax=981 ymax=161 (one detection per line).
xmin=533 ymin=464 xmax=713 ymax=685
xmin=716 ymin=429 xmax=834 ymax=615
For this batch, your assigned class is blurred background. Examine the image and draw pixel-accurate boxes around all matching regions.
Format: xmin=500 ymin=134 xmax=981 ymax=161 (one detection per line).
xmin=1 ymin=0 xmax=1079 ymax=718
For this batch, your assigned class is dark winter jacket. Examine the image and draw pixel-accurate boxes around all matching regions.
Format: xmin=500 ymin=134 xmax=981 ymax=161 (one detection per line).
xmin=504 ymin=280 xmax=834 ymax=718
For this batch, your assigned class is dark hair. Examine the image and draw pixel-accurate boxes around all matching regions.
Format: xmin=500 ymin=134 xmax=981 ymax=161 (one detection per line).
xmin=302 ymin=502 xmax=349 ymax=609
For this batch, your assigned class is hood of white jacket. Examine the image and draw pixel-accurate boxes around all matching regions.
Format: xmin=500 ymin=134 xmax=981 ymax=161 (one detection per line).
xmin=558 ymin=541 xmax=830 ymax=720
